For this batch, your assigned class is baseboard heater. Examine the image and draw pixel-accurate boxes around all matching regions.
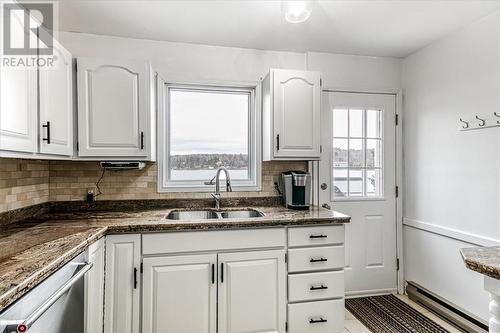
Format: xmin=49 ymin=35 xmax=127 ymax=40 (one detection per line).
xmin=406 ymin=282 xmax=488 ymax=333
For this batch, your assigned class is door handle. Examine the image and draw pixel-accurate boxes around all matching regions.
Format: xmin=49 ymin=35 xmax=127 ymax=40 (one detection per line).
xmin=321 ymin=203 xmax=331 ymax=210
xmin=211 ymin=264 xmax=215 ymax=284
xmin=220 ymin=263 xmax=224 ymax=283
xmin=310 ymin=257 xmax=328 ymax=263
xmin=276 ymin=134 xmax=280 ymax=151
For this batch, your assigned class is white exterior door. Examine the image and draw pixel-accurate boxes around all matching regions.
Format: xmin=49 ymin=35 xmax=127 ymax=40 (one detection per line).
xmin=218 ymin=250 xmax=286 ymax=333
xmin=77 ymin=57 xmax=150 ymax=157
xmin=104 ymin=235 xmax=140 ymax=333
xmin=0 ymin=9 xmax=37 ymax=153
xmin=39 ymin=39 xmax=73 ymax=156
xmin=319 ymin=91 xmax=398 ymax=296
xmin=273 ymin=69 xmax=321 ymax=159
xmin=142 ymin=254 xmax=217 ymax=333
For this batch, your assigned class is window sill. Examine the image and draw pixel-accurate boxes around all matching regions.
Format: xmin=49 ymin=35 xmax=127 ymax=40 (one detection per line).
xmin=158 ymin=182 xmax=261 ymax=193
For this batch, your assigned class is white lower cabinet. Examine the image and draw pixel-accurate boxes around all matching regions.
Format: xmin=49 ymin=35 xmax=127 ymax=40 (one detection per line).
xmin=104 ymin=234 xmax=141 ymax=333
xmin=288 ymin=299 xmax=344 ymax=333
xmin=218 ymin=250 xmax=286 ymax=333
xmin=142 ymin=254 xmax=217 ymax=333
xmin=85 ymin=239 xmax=105 ymax=333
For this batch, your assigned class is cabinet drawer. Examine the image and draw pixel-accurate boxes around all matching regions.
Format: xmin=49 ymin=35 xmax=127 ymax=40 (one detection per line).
xmin=288 ymin=299 xmax=344 ymax=333
xmin=142 ymin=228 xmax=285 ymax=255
xmin=288 ymin=271 xmax=344 ymax=302
xmin=288 ymin=225 xmax=344 ymax=248
xmin=288 ymin=246 xmax=344 ymax=273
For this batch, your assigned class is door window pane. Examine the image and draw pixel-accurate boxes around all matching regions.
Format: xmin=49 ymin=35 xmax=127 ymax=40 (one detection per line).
xmin=348 ymin=139 xmax=363 ymax=167
xmin=349 ymin=109 xmax=363 ymax=137
xmin=332 ymin=108 xmax=384 ymax=199
xmin=366 ymin=139 xmax=382 ymax=168
xmin=366 ymin=169 xmax=382 ymax=196
xmin=333 ymin=168 xmax=348 ymax=198
xmin=348 ymin=169 xmax=363 ymax=196
xmin=367 ymin=109 xmax=382 ymax=138
xmin=333 ymin=139 xmax=348 ymax=167
xmin=333 ymin=109 xmax=348 ymax=137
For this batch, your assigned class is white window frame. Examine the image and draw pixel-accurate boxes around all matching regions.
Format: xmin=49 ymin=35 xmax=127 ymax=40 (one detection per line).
xmin=158 ymin=82 xmax=261 ymax=193
xmin=331 ymin=107 xmax=385 ymax=201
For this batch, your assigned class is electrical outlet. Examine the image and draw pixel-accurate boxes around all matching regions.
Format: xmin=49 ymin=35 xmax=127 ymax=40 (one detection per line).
xmin=86 ymin=189 xmax=95 ymax=204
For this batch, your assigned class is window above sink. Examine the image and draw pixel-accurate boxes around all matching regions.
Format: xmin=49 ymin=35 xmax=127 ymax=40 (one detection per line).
xmin=158 ymin=83 xmax=261 ymax=192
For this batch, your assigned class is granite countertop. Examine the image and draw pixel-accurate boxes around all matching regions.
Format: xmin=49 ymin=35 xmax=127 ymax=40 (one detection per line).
xmin=461 ymin=246 xmax=500 ymax=280
xmin=0 ymin=205 xmax=350 ymax=312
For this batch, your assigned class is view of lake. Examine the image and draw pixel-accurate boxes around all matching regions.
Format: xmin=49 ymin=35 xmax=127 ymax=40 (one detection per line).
xmin=171 ymin=169 xmax=249 ymax=181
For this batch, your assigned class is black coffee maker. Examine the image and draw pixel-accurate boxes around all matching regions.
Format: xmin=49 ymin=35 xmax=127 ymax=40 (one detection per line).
xmin=279 ymin=171 xmax=311 ymax=210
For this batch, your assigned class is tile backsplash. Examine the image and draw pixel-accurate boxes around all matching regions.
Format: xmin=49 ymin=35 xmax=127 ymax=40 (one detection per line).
xmin=0 ymin=159 xmax=50 ymax=213
xmin=0 ymin=158 xmax=308 ymax=213
xmin=49 ymin=160 xmax=307 ymax=202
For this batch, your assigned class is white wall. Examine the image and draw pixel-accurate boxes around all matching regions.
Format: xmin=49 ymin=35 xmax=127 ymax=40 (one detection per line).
xmin=60 ymin=32 xmax=306 ymax=84
xmin=307 ymin=52 xmax=401 ymax=90
xmin=402 ymin=11 xmax=500 ymax=321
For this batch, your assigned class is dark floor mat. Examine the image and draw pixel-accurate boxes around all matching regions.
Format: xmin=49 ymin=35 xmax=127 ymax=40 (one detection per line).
xmin=345 ymin=294 xmax=452 ymax=333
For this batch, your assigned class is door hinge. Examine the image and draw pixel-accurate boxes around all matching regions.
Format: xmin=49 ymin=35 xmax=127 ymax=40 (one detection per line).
xmin=395 ymin=186 xmax=399 ymax=198
xmin=395 ymin=114 xmax=399 ymax=126
xmin=396 ymin=258 xmax=400 ymax=271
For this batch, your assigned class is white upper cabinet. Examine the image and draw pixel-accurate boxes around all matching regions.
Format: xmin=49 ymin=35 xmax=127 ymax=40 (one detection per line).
xmin=0 ymin=9 xmax=37 ymax=153
xmin=262 ymin=69 xmax=321 ymax=160
xmin=39 ymin=39 xmax=73 ymax=156
xmin=77 ymin=57 xmax=156 ymax=160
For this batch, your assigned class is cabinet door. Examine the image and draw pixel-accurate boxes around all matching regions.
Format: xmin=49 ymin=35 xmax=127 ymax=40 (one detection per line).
xmin=218 ymin=250 xmax=286 ymax=333
xmin=77 ymin=57 xmax=151 ymax=157
xmin=39 ymin=39 xmax=73 ymax=156
xmin=273 ymin=69 xmax=321 ymax=159
xmin=85 ymin=239 xmax=105 ymax=333
xmin=0 ymin=9 xmax=37 ymax=153
xmin=142 ymin=254 xmax=217 ymax=333
xmin=104 ymin=235 xmax=140 ymax=333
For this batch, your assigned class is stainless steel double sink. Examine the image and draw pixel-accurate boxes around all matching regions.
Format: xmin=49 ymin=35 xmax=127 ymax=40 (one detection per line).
xmin=166 ymin=208 xmax=264 ymax=220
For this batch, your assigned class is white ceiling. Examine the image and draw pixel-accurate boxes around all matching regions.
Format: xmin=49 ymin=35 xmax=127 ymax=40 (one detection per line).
xmin=58 ymin=0 xmax=500 ymax=58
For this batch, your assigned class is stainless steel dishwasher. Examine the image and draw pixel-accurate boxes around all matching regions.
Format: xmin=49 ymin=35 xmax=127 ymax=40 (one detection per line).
xmin=0 ymin=252 xmax=92 ymax=333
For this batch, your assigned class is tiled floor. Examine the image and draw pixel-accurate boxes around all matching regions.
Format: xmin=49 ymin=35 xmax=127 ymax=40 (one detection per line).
xmin=343 ymin=294 xmax=464 ymax=333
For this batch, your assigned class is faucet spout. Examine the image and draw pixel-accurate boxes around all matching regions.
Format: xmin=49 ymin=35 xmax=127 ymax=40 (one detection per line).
xmin=208 ymin=167 xmax=232 ymax=210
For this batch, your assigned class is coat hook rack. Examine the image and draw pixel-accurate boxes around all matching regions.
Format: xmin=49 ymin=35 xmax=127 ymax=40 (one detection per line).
xmin=494 ymin=112 xmax=500 ymax=124
xmin=460 ymin=113 xmax=500 ymax=131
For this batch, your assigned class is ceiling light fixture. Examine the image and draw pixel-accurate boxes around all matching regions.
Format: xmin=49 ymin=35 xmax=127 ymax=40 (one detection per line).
xmin=283 ymin=1 xmax=312 ymax=24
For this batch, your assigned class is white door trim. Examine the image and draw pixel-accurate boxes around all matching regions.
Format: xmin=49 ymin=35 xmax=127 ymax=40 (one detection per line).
xmin=314 ymin=86 xmax=404 ymax=295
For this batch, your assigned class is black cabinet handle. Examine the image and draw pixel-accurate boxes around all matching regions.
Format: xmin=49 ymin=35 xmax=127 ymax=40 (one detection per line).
xmin=276 ymin=134 xmax=280 ymax=150
xmin=42 ymin=121 xmax=51 ymax=144
xmin=220 ymin=263 xmax=224 ymax=283
xmin=133 ymin=267 xmax=138 ymax=289
xmin=309 ymin=318 xmax=327 ymax=324
xmin=140 ymin=131 xmax=144 ymax=149
xmin=309 ymin=234 xmax=327 ymax=239
xmin=310 ymin=284 xmax=328 ymax=291
xmin=310 ymin=257 xmax=328 ymax=263
xmin=211 ymin=264 xmax=215 ymax=284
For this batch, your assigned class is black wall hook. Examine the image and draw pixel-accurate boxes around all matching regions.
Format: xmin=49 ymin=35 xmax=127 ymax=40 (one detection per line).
xmin=475 ymin=115 xmax=486 ymax=127
xmin=459 ymin=118 xmax=469 ymax=129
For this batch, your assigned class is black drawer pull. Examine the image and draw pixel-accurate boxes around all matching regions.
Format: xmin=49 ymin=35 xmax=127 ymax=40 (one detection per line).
xmin=310 ymin=284 xmax=328 ymax=290
xmin=310 ymin=257 xmax=328 ymax=263
xmin=309 ymin=234 xmax=327 ymax=239
xmin=309 ymin=318 xmax=327 ymax=324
